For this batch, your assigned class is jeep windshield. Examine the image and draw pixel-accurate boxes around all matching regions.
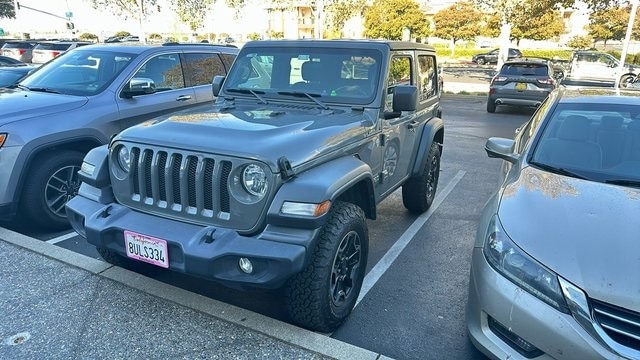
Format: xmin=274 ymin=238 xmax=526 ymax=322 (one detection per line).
xmin=222 ymin=47 xmax=382 ymax=105
xmin=19 ymin=49 xmax=137 ymax=96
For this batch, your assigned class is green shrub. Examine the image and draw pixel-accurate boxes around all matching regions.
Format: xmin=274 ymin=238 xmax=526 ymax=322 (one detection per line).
xmin=78 ymin=33 xmax=98 ymax=42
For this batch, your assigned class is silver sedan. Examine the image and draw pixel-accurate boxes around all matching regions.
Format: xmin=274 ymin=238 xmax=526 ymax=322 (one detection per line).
xmin=467 ymin=87 xmax=640 ymax=359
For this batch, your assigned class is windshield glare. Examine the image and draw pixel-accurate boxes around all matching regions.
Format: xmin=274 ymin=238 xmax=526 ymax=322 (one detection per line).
xmin=20 ymin=49 xmax=137 ymax=96
xmin=223 ymin=47 xmax=382 ymax=105
xmin=531 ymin=103 xmax=640 ymax=182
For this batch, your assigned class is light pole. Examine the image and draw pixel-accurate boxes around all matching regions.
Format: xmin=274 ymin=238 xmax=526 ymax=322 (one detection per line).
xmin=615 ymin=0 xmax=639 ymax=88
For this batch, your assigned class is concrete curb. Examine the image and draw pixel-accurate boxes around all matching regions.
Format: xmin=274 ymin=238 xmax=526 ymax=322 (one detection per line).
xmin=0 ymin=227 xmax=387 ymax=360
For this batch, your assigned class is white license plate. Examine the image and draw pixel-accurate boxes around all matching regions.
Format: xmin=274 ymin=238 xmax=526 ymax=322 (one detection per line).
xmin=124 ymin=230 xmax=169 ymax=268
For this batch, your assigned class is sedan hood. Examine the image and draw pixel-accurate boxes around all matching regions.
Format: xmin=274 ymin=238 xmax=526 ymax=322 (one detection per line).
xmin=117 ymin=103 xmax=372 ymax=171
xmin=0 ymin=88 xmax=88 ymax=126
xmin=498 ymin=166 xmax=640 ymax=311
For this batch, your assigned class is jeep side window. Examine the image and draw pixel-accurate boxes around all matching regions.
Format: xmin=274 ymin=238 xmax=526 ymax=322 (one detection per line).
xmin=183 ymin=53 xmax=226 ymax=86
xmin=418 ymin=55 xmax=436 ymax=101
xmin=133 ymin=54 xmax=185 ymax=92
xmin=386 ymin=56 xmax=412 ymax=112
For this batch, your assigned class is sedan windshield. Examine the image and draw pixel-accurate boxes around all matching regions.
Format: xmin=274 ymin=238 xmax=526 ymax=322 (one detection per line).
xmin=20 ymin=48 xmax=137 ymax=96
xmin=223 ymin=46 xmax=382 ymax=105
xmin=531 ymin=103 xmax=640 ymax=183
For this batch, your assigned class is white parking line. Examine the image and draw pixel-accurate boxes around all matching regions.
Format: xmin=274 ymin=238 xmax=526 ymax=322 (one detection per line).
xmin=355 ymin=170 xmax=466 ymax=308
xmin=46 ymin=232 xmax=78 ymax=245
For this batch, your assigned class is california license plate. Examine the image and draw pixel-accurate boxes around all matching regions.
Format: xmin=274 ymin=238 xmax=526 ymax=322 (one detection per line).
xmin=515 ymin=82 xmax=527 ymax=91
xmin=124 ymin=230 xmax=169 ymax=268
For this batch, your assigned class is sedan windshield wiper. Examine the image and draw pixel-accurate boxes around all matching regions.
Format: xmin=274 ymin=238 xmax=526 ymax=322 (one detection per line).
xmin=277 ymin=90 xmax=328 ymax=110
xmin=25 ymin=86 xmax=61 ymax=94
xmin=604 ymin=179 xmax=640 ymax=188
xmin=225 ymin=88 xmax=268 ymax=104
xmin=529 ymin=161 xmax=588 ymax=180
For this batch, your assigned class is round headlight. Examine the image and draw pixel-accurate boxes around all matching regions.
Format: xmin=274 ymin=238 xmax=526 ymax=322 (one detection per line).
xmin=242 ymin=164 xmax=268 ymax=197
xmin=117 ymin=146 xmax=131 ymax=172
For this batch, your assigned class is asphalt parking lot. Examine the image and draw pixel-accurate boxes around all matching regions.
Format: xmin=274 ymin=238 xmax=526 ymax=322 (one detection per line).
xmin=0 ymin=94 xmax=535 ymax=359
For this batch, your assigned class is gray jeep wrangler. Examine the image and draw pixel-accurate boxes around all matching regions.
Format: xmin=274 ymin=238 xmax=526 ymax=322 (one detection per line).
xmin=66 ymin=40 xmax=444 ymax=332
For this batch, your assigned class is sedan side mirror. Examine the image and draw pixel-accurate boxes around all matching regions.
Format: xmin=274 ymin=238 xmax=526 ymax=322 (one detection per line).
xmin=485 ymin=137 xmax=519 ymax=164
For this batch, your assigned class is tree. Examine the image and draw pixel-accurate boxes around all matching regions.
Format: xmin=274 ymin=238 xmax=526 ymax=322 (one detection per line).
xmin=480 ymin=14 xmax=501 ymax=38
xmin=114 ymin=31 xmax=132 ymax=37
xmin=170 ymin=0 xmax=215 ymax=32
xmin=363 ymin=0 xmax=430 ymax=40
xmin=587 ymin=6 xmax=629 ymax=46
xmin=510 ymin=7 xmax=565 ymax=46
xmin=90 ymin=0 xmax=159 ymax=20
xmin=148 ymin=33 xmax=163 ymax=41
xmin=79 ymin=33 xmax=99 ymax=42
xmin=0 ymin=0 xmax=15 ymax=19
xmin=567 ymin=35 xmax=593 ymax=49
xmin=433 ymin=1 xmax=483 ymax=56
xmin=473 ymin=0 xmax=621 ymax=68
xmin=90 ymin=0 xmax=159 ymax=40
xmin=247 ymin=32 xmax=262 ymax=40
xmin=324 ymin=0 xmax=367 ymax=37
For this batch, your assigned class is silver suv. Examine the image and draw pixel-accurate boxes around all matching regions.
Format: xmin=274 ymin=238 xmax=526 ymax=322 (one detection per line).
xmin=0 ymin=42 xmax=238 ymax=229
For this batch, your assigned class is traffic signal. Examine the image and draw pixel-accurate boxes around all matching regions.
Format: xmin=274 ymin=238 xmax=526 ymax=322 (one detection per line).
xmin=16 ymin=2 xmax=20 ymax=10
xmin=66 ymin=22 xmax=74 ymax=30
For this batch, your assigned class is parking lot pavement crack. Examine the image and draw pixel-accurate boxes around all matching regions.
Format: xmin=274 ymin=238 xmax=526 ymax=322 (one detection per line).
xmin=67 ymin=277 xmax=106 ymax=358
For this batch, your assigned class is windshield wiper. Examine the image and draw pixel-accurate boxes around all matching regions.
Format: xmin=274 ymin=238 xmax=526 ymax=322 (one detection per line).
xmin=605 ymin=179 xmax=640 ymax=188
xmin=25 ymin=86 xmax=61 ymax=94
xmin=277 ymin=90 xmax=328 ymax=110
xmin=225 ymin=88 xmax=268 ymax=104
xmin=529 ymin=161 xmax=588 ymax=180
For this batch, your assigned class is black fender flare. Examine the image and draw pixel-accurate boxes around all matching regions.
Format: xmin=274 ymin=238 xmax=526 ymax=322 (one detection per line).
xmin=411 ymin=117 xmax=444 ymax=176
xmin=266 ymin=156 xmax=376 ymax=229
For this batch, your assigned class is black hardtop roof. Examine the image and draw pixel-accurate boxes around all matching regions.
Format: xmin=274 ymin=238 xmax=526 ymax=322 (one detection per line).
xmin=242 ymin=39 xmax=436 ymax=52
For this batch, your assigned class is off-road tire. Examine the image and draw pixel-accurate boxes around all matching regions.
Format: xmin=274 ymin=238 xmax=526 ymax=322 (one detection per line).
xmin=20 ymin=150 xmax=84 ymax=230
xmin=486 ymin=99 xmax=496 ymax=113
xmin=285 ymin=201 xmax=368 ymax=333
xmin=402 ymin=142 xmax=441 ymax=213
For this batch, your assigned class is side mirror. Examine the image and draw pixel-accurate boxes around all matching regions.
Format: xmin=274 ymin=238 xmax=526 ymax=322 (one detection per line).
xmin=392 ymin=85 xmax=417 ymax=112
xmin=121 ymin=77 xmax=156 ymax=98
xmin=383 ymin=85 xmax=417 ymax=119
xmin=485 ymin=137 xmax=519 ymax=164
xmin=212 ymin=75 xmax=225 ymax=97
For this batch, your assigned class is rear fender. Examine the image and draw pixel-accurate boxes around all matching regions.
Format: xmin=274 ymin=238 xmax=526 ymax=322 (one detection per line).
xmin=411 ymin=118 xmax=444 ymax=176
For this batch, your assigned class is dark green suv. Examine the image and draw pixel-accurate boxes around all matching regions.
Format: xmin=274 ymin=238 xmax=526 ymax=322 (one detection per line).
xmin=66 ymin=40 xmax=444 ymax=332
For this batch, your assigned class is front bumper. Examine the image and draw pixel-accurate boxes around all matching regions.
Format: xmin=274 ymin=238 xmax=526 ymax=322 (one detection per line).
xmin=66 ymin=194 xmax=320 ymax=289
xmin=466 ymin=247 xmax=621 ymax=360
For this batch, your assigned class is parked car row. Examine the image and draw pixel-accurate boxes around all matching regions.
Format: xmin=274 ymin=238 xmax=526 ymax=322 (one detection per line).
xmin=0 ymin=39 xmax=93 ymax=64
xmin=3 ymin=36 xmax=640 ymax=360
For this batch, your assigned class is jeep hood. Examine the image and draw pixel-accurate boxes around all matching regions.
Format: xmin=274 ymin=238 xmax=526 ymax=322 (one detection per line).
xmin=0 ymin=88 xmax=88 ymax=126
xmin=497 ymin=166 xmax=640 ymax=312
xmin=117 ymin=104 xmax=373 ymax=170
